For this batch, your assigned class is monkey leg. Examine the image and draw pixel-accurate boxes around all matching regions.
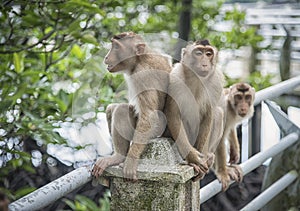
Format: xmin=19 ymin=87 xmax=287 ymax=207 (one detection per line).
xmin=229 ymin=129 xmax=240 ymax=164
xmin=195 ymin=108 xmax=213 ymax=153
xmin=168 ymin=115 xmax=211 ymax=177
xmin=92 ymin=103 xmax=136 ymax=178
xmin=106 ymin=103 xmax=119 ymax=135
xmin=122 ymin=109 xmax=166 ymax=181
xmin=207 ymin=106 xmax=224 ymax=154
xmin=214 ymin=137 xmax=230 ymax=191
xmin=214 ymin=137 xmax=243 ymax=191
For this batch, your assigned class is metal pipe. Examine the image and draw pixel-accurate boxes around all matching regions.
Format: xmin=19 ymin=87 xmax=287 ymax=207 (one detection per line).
xmin=9 ymin=166 xmax=92 ymax=211
xmin=254 ymin=75 xmax=300 ymax=106
xmin=240 ymin=170 xmax=298 ymax=211
xmin=200 ymin=133 xmax=299 ymax=204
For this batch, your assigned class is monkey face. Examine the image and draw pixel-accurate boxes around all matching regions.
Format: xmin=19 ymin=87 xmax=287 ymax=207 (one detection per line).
xmin=182 ymin=44 xmax=216 ymax=77
xmin=229 ymin=83 xmax=255 ymax=117
xmin=192 ymin=47 xmax=214 ymax=77
xmin=104 ymin=37 xmax=140 ymax=73
xmin=233 ymin=93 xmax=252 ymax=117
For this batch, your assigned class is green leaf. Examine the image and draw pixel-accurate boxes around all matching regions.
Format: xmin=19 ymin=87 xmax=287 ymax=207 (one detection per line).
xmin=81 ymin=34 xmax=99 ymax=46
xmin=13 ymin=53 xmax=24 ymax=73
xmin=71 ymin=44 xmax=84 ymax=59
xmin=14 ymin=187 xmax=37 ymax=199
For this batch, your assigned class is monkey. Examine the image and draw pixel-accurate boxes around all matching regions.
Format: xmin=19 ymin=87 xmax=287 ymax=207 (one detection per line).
xmin=164 ymin=40 xmax=225 ymax=180
xmin=92 ymin=32 xmax=172 ymax=180
xmin=210 ymin=82 xmax=255 ymax=190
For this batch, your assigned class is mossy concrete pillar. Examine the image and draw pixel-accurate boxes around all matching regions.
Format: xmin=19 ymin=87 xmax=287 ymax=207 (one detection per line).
xmin=102 ymin=138 xmax=199 ymax=211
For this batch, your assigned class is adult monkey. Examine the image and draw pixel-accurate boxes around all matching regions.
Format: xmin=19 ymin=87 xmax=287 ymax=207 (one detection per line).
xmin=165 ymin=40 xmax=225 ymax=180
xmin=210 ymin=82 xmax=255 ymax=190
xmin=92 ymin=32 xmax=172 ymax=180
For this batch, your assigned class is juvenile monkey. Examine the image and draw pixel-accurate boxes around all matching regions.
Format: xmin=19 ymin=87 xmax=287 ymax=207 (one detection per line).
xmin=92 ymin=32 xmax=172 ymax=180
xmin=165 ymin=40 xmax=225 ymax=179
xmin=212 ymin=82 xmax=255 ymax=190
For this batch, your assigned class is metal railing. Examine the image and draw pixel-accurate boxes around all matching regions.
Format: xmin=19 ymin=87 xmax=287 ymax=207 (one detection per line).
xmin=9 ymin=75 xmax=300 ymax=211
xmin=9 ymin=166 xmax=92 ymax=211
xmin=200 ymin=75 xmax=300 ymax=209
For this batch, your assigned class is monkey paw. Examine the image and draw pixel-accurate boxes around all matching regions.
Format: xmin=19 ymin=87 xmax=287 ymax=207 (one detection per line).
xmin=121 ymin=157 xmax=139 ymax=182
xmin=227 ymin=164 xmax=243 ymax=183
xmin=187 ymin=151 xmax=215 ymax=181
xmin=216 ymin=164 xmax=243 ymax=191
xmin=92 ymin=155 xmax=125 ymax=178
xmin=216 ymin=170 xmax=231 ymax=191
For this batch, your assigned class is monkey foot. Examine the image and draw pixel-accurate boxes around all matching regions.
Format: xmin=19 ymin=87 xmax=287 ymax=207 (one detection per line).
xmin=216 ymin=164 xmax=243 ymax=191
xmin=92 ymin=155 xmax=125 ymax=178
xmin=189 ymin=153 xmax=214 ymax=181
xmin=120 ymin=157 xmax=139 ymax=182
xmin=227 ymin=164 xmax=243 ymax=183
xmin=216 ymin=171 xmax=231 ymax=191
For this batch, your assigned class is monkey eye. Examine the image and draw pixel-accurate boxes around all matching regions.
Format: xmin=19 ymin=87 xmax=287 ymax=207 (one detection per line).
xmin=206 ymin=51 xmax=213 ymax=57
xmin=234 ymin=95 xmax=243 ymax=101
xmin=194 ymin=50 xmax=203 ymax=56
xmin=245 ymin=95 xmax=252 ymax=101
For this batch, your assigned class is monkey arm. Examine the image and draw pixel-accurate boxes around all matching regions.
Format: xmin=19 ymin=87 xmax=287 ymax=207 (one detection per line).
xmin=165 ymin=98 xmax=210 ymax=176
xmin=228 ymin=128 xmax=240 ymax=164
xmin=196 ymin=108 xmax=213 ymax=152
xmin=215 ymin=137 xmax=230 ymax=190
xmin=165 ymin=97 xmax=196 ymax=158
xmin=215 ymin=130 xmax=243 ymax=191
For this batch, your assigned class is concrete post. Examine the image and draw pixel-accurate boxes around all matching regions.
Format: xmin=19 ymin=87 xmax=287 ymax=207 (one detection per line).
xmin=99 ymin=138 xmax=199 ymax=211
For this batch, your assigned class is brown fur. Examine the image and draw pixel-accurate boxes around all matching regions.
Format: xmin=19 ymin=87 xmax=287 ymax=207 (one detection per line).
xmin=164 ymin=41 xmax=225 ymax=180
xmin=92 ymin=32 xmax=172 ymax=180
xmin=212 ymin=82 xmax=255 ymax=190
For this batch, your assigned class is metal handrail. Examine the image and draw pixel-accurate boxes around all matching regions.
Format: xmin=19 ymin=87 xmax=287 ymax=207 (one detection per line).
xmin=200 ymin=133 xmax=299 ymax=204
xmin=9 ymin=166 xmax=92 ymax=211
xmin=240 ymin=170 xmax=298 ymax=211
xmin=254 ymin=75 xmax=300 ymax=106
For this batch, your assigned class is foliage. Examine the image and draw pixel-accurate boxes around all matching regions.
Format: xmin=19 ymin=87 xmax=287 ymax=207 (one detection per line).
xmin=0 ymin=0 xmax=265 ymax=209
xmin=63 ymin=190 xmax=110 ymax=211
xmin=191 ymin=1 xmax=263 ymax=49
xmin=225 ymin=72 xmax=275 ymax=91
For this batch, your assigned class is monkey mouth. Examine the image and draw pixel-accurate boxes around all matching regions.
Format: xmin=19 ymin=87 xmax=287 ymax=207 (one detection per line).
xmin=107 ymin=64 xmax=114 ymax=71
xmin=239 ymin=113 xmax=247 ymax=117
xmin=198 ymin=71 xmax=209 ymax=77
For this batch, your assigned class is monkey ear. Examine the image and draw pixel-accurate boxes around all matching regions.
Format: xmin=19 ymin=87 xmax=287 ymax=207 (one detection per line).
xmin=136 ymin=43 xmax=146 ymax=56
xmin=181 ymin=48 xmax=186 ymax=58
xmin=111 ymin=39 xmax=122 ymax=49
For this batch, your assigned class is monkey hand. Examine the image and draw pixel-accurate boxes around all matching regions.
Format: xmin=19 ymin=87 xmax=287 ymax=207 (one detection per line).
xmin=227 ymin=164 xmax=243 ymax=183
xmin=216 ymin=164 xmax=243 ymax=191
xmin=229 ymin=146 xmax=240 ymax=164
xmin=187 ymin=150 xmax=214 ymax=181
xmin=122 ymin=157 xmax=139 ymax=181
xmin=216 ymin=169 xmax=231 ymax=191
xmin=92 ymin=155 xmax=125 ymax=178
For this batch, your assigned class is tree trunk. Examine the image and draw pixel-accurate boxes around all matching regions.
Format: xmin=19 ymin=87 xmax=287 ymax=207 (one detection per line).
xmin=173 ymin=0 xmax=192 ymax=62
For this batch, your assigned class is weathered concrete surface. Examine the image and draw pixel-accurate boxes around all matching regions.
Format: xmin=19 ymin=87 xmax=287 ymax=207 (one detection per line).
xmin=101 ymin=138 xmax=199 ymax=211
xmin=262 ymin=141 xmax=300 ymax=211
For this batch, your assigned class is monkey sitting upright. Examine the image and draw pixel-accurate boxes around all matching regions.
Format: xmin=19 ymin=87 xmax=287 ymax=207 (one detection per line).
xmin=92 ymin=32 xmax=172 ymax=181
xmin=211 ymin=82 xmax=255 ymax=190
xmin=164 ymin=40 xmax=225 ymax=180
